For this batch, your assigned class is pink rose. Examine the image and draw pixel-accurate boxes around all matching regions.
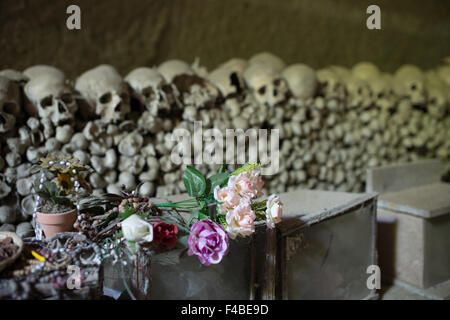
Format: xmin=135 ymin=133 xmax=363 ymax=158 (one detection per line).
xmin=214 ymin=185 xmax=241 ymax=215
xmin=228 ymin=170 xmax=264 ymax=199
xmin=266 ymin=194 xmax=283 ymax=229
xmin=188 ymin=219 xmax=229 ymax=266
xmin=226 ymin=198 xmax=256 ymax=239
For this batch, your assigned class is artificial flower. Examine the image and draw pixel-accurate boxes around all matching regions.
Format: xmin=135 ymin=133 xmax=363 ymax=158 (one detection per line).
xmin=188 ymin=219 xmax=229 ymax=266
xmin=266 ymin=194 xmax=283 ymax=229
xmin=228 ymin=170 xmax=264 ymax=199
xmin=122 ymin=214 xmax=154 ymax=242
xmin=152 ymin=221 xmax=178 ymax=248
xmin=214 ymin=185 xmax=241 ymax=215
xmin=225 ymin=198 xmax=256 ymax=239
xmin=55 ymin=173 xmax=74 ymax=194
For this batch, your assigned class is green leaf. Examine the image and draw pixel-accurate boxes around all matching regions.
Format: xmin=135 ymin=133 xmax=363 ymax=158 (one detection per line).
xmin=198 ymin=212 xmax=209 ymax=220
xmin=206 ymin=172 xmax=230 ymax=194
xmin=128 ymin=241 xmax=136 ymax=255
xmin=231 ymin=163 xmax=263 ymax=176
xmin=120 ymin=205 xmax=135 ymax=220
xmin=218 ymin=164 xmax=227 ymax=174
xmin=183 ymin=166 xmax=206 ymax=197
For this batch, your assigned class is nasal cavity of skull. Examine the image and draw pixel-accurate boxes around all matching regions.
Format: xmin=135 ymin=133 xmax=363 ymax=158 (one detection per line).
xmin=2 ymin=102 xmax=17 ymax=114
xmin=99 ymin=92 xmax=112 ymax=104
xmin=114 ymin=102 xmax=122 ymax=113
xmin=57 ymin=101 xmax=67 ymax=113
xmin=41 ymin=95 xmax=53 ymax=108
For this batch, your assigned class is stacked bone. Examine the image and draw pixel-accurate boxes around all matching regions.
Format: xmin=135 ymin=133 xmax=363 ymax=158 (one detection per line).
xmin=0 ymin=52 xmax=449 ymax=236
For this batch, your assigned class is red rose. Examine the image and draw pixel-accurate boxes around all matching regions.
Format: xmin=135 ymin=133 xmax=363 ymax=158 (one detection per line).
xmin=152 ymin=221 xmax=178 ymax=248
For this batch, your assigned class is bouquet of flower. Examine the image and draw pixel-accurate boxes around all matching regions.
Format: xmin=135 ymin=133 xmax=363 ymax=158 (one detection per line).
xmin=120 ymin=163 xmax=283 ymax=266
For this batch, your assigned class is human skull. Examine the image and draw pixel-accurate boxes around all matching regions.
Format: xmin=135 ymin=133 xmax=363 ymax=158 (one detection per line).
xmin=436 ymin=65 xmax=450 ymax=86
xmin=23 ymin=65 xmax=65 ymax=82
xmin=24 ymin=75 xmax=77 ymax=126
xmin=0 ymin=69 xmax=29 ymax=83
xmin=426 ymin=84 xmax=448 ymax=119
xmin=393 ymin=65 xmax=427 ymax=106
xmin=344 ymin=76 xmax=373 ymax=110
xmin=207 ymin=66 xmax=246 ymax=100
xmin=158 ymin=60 xmax=220 ymax=109
xmin=249 ymin=52 xmax=286 ymax=72
xmin=316 ymin=68 xmax=346 ymax=101
xmin=218 ymin=58 xmax=249 ymax=75
xmin=125 ymin=67 xmax=179 ymax=116
xmin=0 ymin=76 xmax=21 ymax=132
xmin=281 ymin=64 xmax=318 ymax=100
xmin=243 ymin=63 xmax=289 ymax=108
xmin=369 ymin=74 xmax=397 ymax=113
xmin=351 ymin=62 xmax=380 ymax=82
xmin=75 ymin=65 xmax=131 ymax=123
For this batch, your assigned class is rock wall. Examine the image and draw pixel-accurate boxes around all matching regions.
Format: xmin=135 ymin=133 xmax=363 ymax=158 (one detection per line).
xmin=0 ymin=56 xmax=449 ymax=237
xmin=1 ymin=0 xmax=449 ymax=77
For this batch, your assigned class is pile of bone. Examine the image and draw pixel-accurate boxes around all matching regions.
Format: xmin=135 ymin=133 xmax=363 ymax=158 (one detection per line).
xmin=0 ymin=52 xmax=449 ymax=236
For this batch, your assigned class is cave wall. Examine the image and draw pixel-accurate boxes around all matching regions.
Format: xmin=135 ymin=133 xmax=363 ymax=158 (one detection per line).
xmin=1 ymin=0 xmax=449 ymax=78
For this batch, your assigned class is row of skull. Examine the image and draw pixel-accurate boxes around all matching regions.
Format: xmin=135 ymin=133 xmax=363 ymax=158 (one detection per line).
xmin=1 ymin=52 xmax=449 ymax=134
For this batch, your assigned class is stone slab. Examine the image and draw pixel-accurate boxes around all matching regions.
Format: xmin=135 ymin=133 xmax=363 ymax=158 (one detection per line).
xmin=366 ymin=159 xmax=445 ymax=193
xmin=378 ymin=182 xmax=450 ymax=218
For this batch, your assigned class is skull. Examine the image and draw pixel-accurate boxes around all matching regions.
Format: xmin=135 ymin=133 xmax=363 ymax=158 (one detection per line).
xmin=24 ymin=75 xmax=77 ymax=126
xmin=0 ymin=69 xmax=29 ymax=83
xmin=281 ymin=64 xmax=318 ymax=100
xmin=369 ymin=74 xmax=397 ymax=113
xmin=351 ymin=62 xmax=380 ymax=82
xmin=75 ymin=65 xmax=131 ymax=123
xmin=125 ymin=67 xmax=179 ymax=116
xmin=249 ymin=52 xmax=286 ymax=72
xmin=243 ymin=63 xmax=289 ymax=108
xmin=436 ymin=65 xmax=450 ymax=86
xmin=23 ymin=65 xmax=65 ymax=82
xmin=158 ymin=60 xmax=220 ymax=109
xmin=393 ymin=65 xmax=427 ymax=106
xmin=218 ymin=58 xmax=249 ymax=75
xmin=316 ymin=68 xmax=346 ymax=101
xmin=344 ymin=76 xmax=373 ymax=110
xmin=0 ymin=76 xmax=21 ymax=132
xmin=426 ymin=85 xmax=448 ymax=119
xmin=207 ymin=66 xmax=246 ymax=101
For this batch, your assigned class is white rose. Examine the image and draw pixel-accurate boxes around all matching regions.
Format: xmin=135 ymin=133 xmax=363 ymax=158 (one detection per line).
xmin=122 ymin=214 xmax=153 ymax=242
xmin=266 ymin=194 xmax=283 ymax=229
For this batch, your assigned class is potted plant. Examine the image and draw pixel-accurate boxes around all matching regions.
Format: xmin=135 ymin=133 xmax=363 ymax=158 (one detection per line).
xmin=33 ymin=156 xmax=92 ymax=238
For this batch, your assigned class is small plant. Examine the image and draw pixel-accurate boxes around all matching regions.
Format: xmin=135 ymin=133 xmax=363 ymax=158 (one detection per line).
xmin=35 ymin=181 xmax=75 ymax=214
xmin=32 ymin=155 xmax=92 ymax=214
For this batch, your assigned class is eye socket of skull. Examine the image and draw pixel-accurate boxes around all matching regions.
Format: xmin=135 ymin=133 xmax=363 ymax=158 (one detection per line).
xmin=2 ymin=102 xmax=17 ymax=114
xmin=162 ymin=84 xmax=173 ymax=95
xmin=120 ymin=92 xmax=129 ymax=102
xmin=142 ymin=87 xmax=156 ymax=99
xmin=40 ymin=95 xmax=53 ymax=108
xmin=410 ymin=83 xmax=417 ymax=91
xmin=258 ymin=86 xmax=266 ymax=95
xmin=273 ymin=79 xmax=281 ymax=87
xmin=378 ymin=92 xmax=384 ymax=99
xmin=61 ymin=93 xmax=73 ymax=105
xmin=99 ymin=92 xmax=112 ymax=104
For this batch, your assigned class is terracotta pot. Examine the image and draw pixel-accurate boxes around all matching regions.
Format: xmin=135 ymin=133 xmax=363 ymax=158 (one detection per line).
xmin=35 ymin=209 xmax=77 ymax=238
